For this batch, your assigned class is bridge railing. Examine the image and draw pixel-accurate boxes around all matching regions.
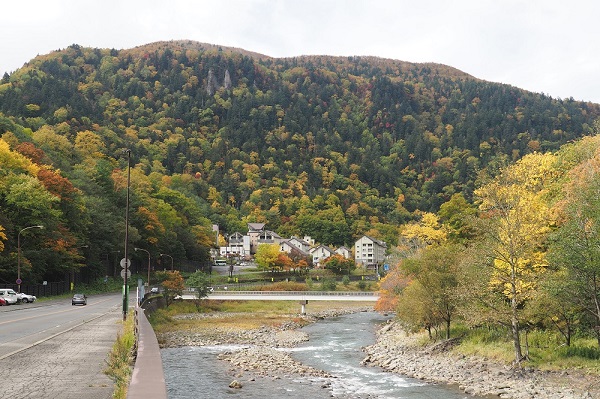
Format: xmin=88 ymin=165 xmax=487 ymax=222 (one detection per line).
xmin=184 ymin=289 xmax=378 ymax=297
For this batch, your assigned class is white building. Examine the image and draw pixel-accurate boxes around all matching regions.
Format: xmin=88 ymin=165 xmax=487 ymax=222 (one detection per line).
xmin=310 ymin=244 xmax=336 ymax=267
xmin=335 ymin=246 xmax=351 ymax=259
xmin=354 ymin=235 xmax=387 ymax=268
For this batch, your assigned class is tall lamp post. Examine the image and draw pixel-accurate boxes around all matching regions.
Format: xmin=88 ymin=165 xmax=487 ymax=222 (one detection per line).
xmin=123 ymin=149 xmax=131 ymax=321
xmin=160 ymin=253 xmax=174 ymax=270
xmin=17 ymin=225 xmax=43 ymax=292
xmin=135 ymin=247 xmax=151 ymax=287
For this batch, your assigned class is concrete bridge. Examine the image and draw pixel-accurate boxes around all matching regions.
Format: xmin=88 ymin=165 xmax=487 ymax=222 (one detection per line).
xmin=191 ymin=290 xmax=379 ymax=301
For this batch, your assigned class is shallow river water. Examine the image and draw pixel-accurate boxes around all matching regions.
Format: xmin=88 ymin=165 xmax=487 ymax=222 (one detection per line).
xmin=162 ymin=311 xmax=480 ymax=398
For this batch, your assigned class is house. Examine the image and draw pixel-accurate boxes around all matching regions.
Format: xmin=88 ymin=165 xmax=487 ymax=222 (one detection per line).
xmin=280 ymin=239 xmax=312 ymax=263
xmin=335 ymin=246 xmax=351 ymax=259
xmin=280 ymin=239 xmax=299 ymax=254
xmin=258 ymin=230 xmax=283 ymax=245
xmin=310 ymin=244 xmax=336 ymax=267
xmin=220 ymin=232 xmax=250 ymax=257
xmin=354 ymin=235 xmax=387 ymax=268
xmin=288 ymin=236 xmax=313 ymax=253
xmin=247 ymin=223 xmax=266 ymax=254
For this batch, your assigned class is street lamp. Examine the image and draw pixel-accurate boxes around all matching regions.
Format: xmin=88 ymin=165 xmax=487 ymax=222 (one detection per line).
xmin=123 ymin=148 xmax=131 ymax=321
xmin=135 ymin=247 xmax=151 ymax=287
xmin=160 ymin=253 xmax=174 ymax=270
xmin=17 ymin=225 xmax=43 ymax=292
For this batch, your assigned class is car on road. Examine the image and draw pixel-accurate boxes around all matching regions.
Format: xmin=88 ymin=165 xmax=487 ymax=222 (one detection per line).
xmin=17 ymin=293 xmax=37 ymax=303
xmin=0 ymin=297 xmax=7 ymax=306
xmin=72 ymin=293 xmax=87 ymax=306
xmin=0 ymin=288 xmax=18 ymax=304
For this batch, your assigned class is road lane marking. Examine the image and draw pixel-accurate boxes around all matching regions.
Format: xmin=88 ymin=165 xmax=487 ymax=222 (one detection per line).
xmin=0 ymin=296 xmax=118 ymax=326
xmin=0 ymin=304 xmax=122 ymax=360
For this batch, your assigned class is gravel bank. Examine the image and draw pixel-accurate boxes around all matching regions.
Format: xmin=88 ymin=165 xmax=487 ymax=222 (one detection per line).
xmin=362 ymin=320 xmax=600 ymax=399
xmin=157 ymin=307 xmax=371 ymax=383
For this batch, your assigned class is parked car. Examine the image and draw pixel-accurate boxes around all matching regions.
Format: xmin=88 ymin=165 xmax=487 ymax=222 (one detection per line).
xmin=0 ymin=288 xmax=18 ymax=304
xmin=72 ymin=293 xmax=87 ymax=306
xmin=0 ymin=297 xmax=7 ymax=306
xmin=17 ymin=293 xmax=37 ymax=303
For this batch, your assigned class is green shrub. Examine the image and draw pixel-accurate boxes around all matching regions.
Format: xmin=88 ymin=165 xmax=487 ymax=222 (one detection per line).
xmin=320 ymin=278 xmax=337 ymax=291
xmin=342 ymin=275 xmax=350 ymax=286
xmin=560 ymin=346 xmax=600 ymax=360
xmin=357 ymin=280 xmax=367 ymax=290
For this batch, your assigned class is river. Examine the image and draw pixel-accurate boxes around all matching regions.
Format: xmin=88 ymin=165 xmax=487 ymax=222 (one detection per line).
xmin=162 ymin=311 xmax=479 ymax=398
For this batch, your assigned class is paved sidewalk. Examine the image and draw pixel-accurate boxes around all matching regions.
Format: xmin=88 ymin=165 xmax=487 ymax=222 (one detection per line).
xmin=0 ymin=307 xmax=123 ymax=399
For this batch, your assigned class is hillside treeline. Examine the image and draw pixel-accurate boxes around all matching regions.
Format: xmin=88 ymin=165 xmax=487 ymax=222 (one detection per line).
xmin=378 ymin=131 xmax=600 ymax=362
xmin=1 ymin=40 xmax=600 ymax=287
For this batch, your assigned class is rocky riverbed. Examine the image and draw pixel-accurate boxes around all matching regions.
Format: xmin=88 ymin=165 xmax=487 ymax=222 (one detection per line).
xmin=363 ymin=321 xmax=600 ymax=399
xmin=157 ymin=307 xmax=600 ymax=398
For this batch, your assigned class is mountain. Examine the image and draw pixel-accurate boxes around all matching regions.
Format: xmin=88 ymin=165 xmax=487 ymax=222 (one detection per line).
xmin=0 ymin=40 xmax=599 ymax=281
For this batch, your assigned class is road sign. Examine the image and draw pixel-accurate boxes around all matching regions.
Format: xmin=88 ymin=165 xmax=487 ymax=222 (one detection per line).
xmin=16 ymin=278 xmax=22 ymax=285
xmin=121 ymin=269 xmax=131 ymax=279
xmin=120 ymin=258 xmax=131 ymax=268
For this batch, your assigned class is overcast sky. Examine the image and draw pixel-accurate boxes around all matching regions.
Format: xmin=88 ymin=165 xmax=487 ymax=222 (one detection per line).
xmin=3 ymin=0 xmax=599 ymax=103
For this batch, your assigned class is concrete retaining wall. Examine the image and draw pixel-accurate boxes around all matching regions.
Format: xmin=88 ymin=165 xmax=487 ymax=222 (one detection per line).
xmin=127 ymin=306 xmax=167 ymax=399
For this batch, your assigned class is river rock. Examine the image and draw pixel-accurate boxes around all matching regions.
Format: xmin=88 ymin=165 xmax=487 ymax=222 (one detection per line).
xmin=229 ymin=380 xmax=243 ymax=389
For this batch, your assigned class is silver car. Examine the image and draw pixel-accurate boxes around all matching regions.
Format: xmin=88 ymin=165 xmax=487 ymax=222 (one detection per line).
xmin=72 ymin=293 xmax=87 ymax=306
xmin=0 ymin=289 xmax=18 ymax=305
xmin=18 ymin=293 xmax=36 ymax=303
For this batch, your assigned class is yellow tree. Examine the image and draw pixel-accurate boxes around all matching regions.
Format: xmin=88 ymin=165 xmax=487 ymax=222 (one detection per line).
xmin=0 ymin=224 xmax=6 ymax=252
xmin=255 ymin=243 xmax=281 ymax=274
xmin=471 ymin=152 xmax=558 ymax=363
xmin=399 ymin=212 xmax=447 ymax=252
xmin=377 ymin=212 xmax=448 ymax=312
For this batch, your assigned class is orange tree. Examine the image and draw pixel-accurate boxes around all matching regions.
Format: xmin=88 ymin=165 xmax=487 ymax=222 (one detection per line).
xmin=155 ymin=270 xmax=185 ymax=306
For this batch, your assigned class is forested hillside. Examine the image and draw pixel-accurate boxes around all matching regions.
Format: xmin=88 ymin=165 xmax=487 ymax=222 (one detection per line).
xmin=1 ymin=40 xmax=599 ymax=283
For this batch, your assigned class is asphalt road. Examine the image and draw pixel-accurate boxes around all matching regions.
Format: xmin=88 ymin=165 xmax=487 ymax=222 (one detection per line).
xmin=0 ymin=293 xmax=128 ymax=399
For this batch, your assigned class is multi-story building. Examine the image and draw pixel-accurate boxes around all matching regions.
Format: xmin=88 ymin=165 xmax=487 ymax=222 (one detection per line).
xmin=354 ymin=235 xmax=387 ymax=268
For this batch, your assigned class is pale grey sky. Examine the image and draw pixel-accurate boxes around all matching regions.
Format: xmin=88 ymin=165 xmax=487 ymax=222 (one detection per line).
xmin=3 ymin=0 xmax=599 ymax=103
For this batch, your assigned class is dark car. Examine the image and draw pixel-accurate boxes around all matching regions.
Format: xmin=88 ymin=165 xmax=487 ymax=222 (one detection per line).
xmin=72 ymin=293 xmax=87 ymax=306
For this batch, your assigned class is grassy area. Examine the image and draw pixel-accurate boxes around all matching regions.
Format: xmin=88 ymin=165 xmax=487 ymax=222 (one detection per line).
xmin=104 ymin=314 xmax=136 ymax=399
xmin=148 ymin=299 xmax=374 ymax=335
xmin=445 ymin=325 xmax=600 ymax=374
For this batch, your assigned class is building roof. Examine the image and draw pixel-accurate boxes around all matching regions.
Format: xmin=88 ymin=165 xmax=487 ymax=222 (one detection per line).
xmin=261 ymin=230 xmax=282 ymax=239
xmin=310 ymin=244 xmax=336 ymax=254
xmin=359 ymin=235 xmax=388 ymax=248
xmin=247 ymin=222 xmax=266 ymax=232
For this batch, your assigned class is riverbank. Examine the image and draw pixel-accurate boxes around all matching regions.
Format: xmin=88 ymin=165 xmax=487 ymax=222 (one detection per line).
xmin=363 ymin=320 xmax=600 ymax=399
xmin=155 ymin=302 xmax=373 ymax=388
xmin=155 ymin=303 xmax=600 ymax=398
